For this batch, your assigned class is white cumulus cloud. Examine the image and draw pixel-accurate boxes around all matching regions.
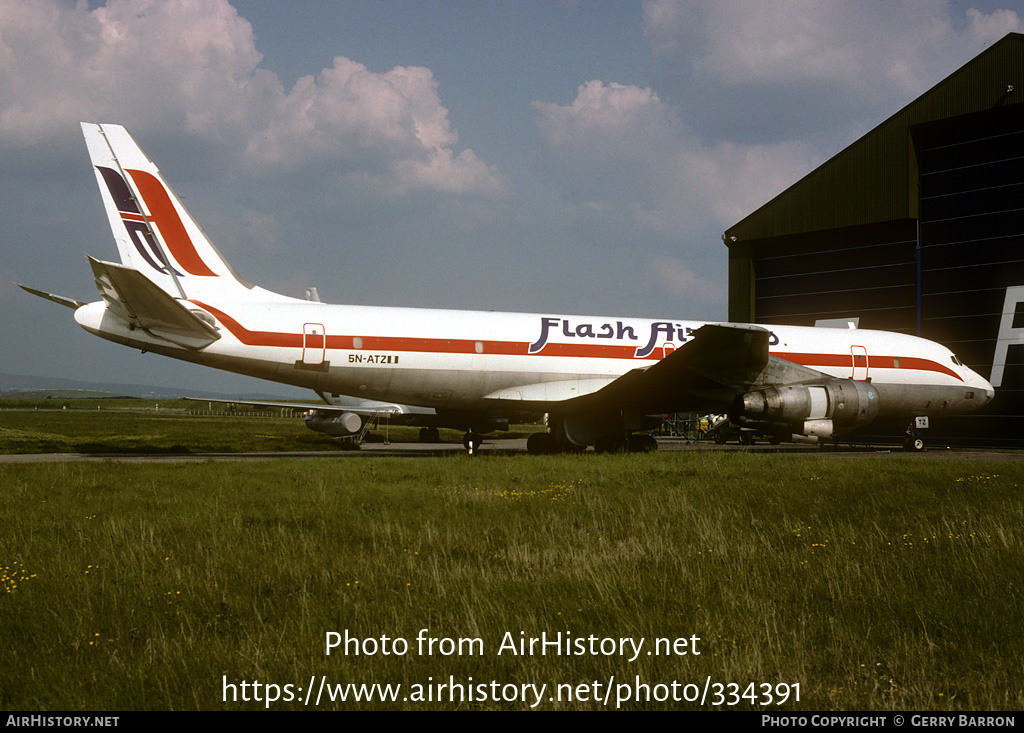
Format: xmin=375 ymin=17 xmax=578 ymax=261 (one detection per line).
xmin=643 ymin=0 xmax=1022 ymax=111
xmin=533 ymin=79 xmax=819 ymax=233
xmin=0 ymin=0 xmax=504 ymax=196
xmin=534 ymin=1 xmax=1022 ymax=239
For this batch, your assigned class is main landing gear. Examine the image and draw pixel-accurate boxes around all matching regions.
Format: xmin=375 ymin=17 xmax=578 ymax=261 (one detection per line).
xmin=463 ymin=431 xmax=485 ymax=455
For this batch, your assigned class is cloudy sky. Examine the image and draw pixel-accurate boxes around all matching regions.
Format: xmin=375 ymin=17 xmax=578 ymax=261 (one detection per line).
xmin=1 ymin=0 xmax=1020 ymax=394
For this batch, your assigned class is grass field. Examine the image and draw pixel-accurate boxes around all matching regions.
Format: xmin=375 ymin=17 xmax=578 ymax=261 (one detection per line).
xmin=1 ymin=432 xmax=1021 ymax=710
xmin=0 ymin=400 xmax=542 ymax=454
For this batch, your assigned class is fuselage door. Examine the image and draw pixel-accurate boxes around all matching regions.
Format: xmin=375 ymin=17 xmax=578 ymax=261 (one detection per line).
xmin=851 ymin=345 xmax=868 ymax=380
xmin=303 ymin=323 xmax=326 ymax=366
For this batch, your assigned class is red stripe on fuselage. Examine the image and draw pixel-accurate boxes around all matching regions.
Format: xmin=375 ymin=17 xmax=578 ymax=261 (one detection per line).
xmin=190 ymin=302 xmax=963 ymax=381
xmin=192 ymin=302 xmax=301 ymax=348
xmin=774 ymin=351 xmax=962 ymax=382
xmin=191 ymin=301 xmax=661 ymax=360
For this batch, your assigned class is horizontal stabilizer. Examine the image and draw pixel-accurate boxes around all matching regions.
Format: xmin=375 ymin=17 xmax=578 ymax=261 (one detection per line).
xmin=18 ymin=284 xmax=86 ymax=310
xmin=88 ymin=257 xmax=220 ymax=349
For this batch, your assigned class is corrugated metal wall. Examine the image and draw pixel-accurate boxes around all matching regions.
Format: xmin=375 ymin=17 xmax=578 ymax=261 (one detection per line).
xmin=749 ymin=221 xmax=918 ymax=330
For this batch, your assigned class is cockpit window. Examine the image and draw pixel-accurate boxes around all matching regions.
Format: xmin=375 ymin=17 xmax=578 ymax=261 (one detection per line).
xmin=950 ymin=354 xmax=964 ymax=367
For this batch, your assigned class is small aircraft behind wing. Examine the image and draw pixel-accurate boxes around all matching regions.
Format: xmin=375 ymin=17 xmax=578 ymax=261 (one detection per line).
xmin=21 ymin=124 xmax=995 ymax=454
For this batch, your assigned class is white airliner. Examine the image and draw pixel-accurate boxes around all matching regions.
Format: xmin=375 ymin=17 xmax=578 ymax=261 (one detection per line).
xmin=21 ymin=123 xmax=995 ymax=454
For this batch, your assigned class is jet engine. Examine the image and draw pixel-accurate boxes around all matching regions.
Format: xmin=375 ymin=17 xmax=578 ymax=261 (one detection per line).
xmin=731 ymin=379 xmax=879 ymax=442
xmin=304 ymin=410 xmax=363 ymax=437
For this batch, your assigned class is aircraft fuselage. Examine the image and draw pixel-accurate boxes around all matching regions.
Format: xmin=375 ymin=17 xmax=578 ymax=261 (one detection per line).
xmin=74 ymin=296 xmax=993 ymax=421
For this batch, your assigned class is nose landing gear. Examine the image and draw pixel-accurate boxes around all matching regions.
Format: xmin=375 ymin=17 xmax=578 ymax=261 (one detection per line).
xmin=903 ymin=416 xmax=929 ymax=452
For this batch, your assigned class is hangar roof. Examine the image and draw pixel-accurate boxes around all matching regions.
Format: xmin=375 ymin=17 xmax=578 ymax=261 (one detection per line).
xmin=724 ymin=32 xmax=1023 ymax=245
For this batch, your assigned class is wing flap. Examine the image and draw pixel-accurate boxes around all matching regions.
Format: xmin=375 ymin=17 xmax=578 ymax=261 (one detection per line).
xmin=88 ymin=257 xmax=220 ymax=348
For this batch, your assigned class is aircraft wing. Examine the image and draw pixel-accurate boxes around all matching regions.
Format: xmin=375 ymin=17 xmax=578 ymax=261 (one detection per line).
xmin=491 ymin=324 xmax=828 ymax=415
xmin=578 ymin=323 xmax=775 ymax=414
xmin=183 ymin=396 xmax=404 ymax=415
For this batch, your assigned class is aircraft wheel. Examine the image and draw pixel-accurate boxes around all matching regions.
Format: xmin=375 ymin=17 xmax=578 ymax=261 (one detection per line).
xmin=463 ymin=432 xmax=484 ymax=455
xmin=419 ymin=426 xmax=440 ymax=442
xmin=903 ymin=436 xmax=925 ymax=452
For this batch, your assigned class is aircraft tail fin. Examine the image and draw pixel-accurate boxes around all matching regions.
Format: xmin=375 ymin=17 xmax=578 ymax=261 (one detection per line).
xmin=81 ymin=122 xmax=252 ymax=300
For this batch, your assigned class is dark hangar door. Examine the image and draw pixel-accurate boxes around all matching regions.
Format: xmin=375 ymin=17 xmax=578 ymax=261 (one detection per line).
xmin=913 ymin=103 xmax=1024 ymax=446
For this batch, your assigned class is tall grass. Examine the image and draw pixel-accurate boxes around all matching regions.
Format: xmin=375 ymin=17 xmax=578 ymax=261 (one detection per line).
xmin=1 ymin=454 xmax=1021 ymax=709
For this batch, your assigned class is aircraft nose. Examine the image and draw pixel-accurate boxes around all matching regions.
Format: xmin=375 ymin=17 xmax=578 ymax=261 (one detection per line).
xmin=982 ymin=385 xmax=995 ymax=406
xmin=974 ymin=372 xmax=995 ymax=407
xmin=962 ymin=366 xmax=995 ymax=408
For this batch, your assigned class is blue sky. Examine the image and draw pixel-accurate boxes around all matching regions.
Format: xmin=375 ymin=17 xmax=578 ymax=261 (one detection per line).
xmin=1 ymin=0 xmax=1020 ymax=394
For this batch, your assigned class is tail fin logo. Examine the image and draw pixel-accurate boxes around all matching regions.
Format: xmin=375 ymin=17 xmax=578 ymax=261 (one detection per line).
xmin=98 ymin=167 xmax=182 ymax=276
xmin=97 ymin=166 xmax=217 ymax=277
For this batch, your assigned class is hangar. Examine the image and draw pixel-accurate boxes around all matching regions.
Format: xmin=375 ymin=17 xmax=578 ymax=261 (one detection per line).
xmin=724 ymin=32 xmax=1024 ymax=447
